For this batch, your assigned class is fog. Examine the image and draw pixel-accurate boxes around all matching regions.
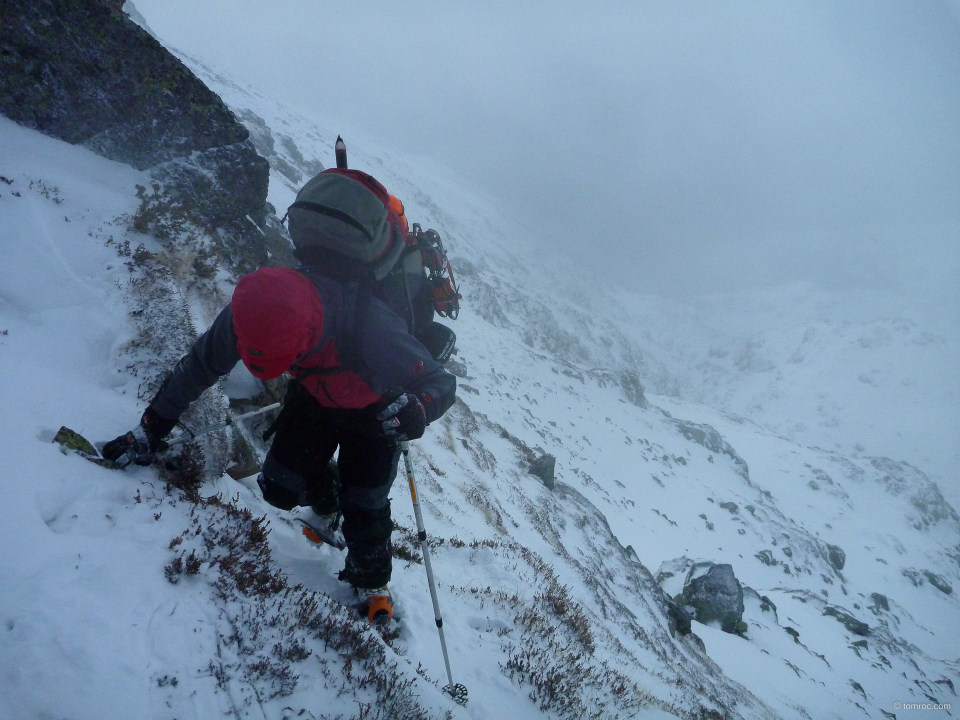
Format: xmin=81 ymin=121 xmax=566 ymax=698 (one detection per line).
xmin=133 ymin=0 xmax=959 ymax=300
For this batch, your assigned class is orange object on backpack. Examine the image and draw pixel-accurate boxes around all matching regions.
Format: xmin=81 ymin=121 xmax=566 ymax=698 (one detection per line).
xmin=389 ymin=194 xmax=409 ymax=237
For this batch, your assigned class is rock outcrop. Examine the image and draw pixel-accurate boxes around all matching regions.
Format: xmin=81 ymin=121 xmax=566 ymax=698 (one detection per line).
xmin=673 ymin=420 xmax=750 ymax=480
xmin=681 ymin=562 xmax=747 ymax=635
xmin=0 ymin=0 xmax=270 ymax=249
xmin=528 ymin=453 xmax=557 ymax=489
xmin=825 ymin=544 xmax=846 ymax=572
xmin=657 ymin=557 xmax=747 ymax=635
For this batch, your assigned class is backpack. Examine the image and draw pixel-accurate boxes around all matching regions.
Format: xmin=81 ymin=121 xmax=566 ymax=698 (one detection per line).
xmin=286 ymin=165 xmax=461 ymax=363
xmin=286 ymin=169 xmax=405 ymax=281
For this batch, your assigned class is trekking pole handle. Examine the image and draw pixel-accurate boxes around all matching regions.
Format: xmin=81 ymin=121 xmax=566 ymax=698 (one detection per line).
xmin=164 ymin=402 xmax=281 ymax=448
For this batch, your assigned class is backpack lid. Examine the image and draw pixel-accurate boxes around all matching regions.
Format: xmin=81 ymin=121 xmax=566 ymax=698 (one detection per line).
xmin=231 ymin=267 xmax=324 ymax=380
xmin=287 ymin=169 xmax=404 ymax=280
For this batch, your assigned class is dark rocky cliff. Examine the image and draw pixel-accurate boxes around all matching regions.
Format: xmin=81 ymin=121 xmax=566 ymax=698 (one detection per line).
xmin=0 ymin=0 xmax=279 ymax=266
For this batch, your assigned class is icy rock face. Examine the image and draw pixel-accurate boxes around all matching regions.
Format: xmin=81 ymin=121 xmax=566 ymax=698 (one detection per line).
xmin=617 ymin=370 xmax=648 ymax=408
xmin=870 ymin=592 xmax=890 ymax=612
xmin=903 ymin=568 xmax=954 ymax=595
xmin=0 ymin=0 xmax=269 ymax=231
xmin=826 ymin=543 xmax=846 ymax=571
xmin=673 ymin=420 xmax=750 ymax=480
xmin=822 ymin=605 xmax=870 ymax=636
xmin=680 ymin=562 xmax=746 ymax=635
xmin=0 ymin=0 xmax=285 ymax=483
xmin=236 ymin=108 xmax=325 ymax=189
xmin=527 ymin=453 xmax=557 ymax=489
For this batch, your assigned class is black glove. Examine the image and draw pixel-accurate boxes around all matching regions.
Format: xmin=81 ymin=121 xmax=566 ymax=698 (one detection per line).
xmin=376 ymin=392 xmax=426 ymax=440
xmin=102 ymin=407 xmax=176 ymax=467
xmin=416 ymin=321 xmax=456 ymax=363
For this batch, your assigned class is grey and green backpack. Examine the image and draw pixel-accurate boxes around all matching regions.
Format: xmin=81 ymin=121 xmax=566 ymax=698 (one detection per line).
xmin=286 ymin=168 xmax=405 ymax=280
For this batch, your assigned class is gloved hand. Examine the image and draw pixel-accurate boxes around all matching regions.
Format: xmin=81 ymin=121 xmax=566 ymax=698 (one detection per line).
xmin=376 ymin=392 xmax=426 ymax=440
xmin=101 ymin=407 xmax=176 ymax=467
xmin=416 ymin=321 xmax=457 ymax=363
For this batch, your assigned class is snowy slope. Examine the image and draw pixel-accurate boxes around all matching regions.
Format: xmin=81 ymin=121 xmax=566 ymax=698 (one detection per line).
xmin=2 ymin=51 xmax=958 ymax=720
xmin=610 ymin=285 xmax=960 ymax=507
xmin=0 ymin=112 xmax=755 ymax=720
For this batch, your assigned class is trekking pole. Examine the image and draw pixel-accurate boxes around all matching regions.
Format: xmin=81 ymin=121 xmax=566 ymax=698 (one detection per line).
xmin=400 ymin=438 xmax=469 ymax=706
xmin=164 ymin=403 xmax=280 ymax=448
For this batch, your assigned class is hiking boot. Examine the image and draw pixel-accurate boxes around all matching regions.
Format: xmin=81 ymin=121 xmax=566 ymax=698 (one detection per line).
xmin=288 ymin=506 xmax=346 ymax=550
xmin=357 ymin=586 xmax=393 ymax=625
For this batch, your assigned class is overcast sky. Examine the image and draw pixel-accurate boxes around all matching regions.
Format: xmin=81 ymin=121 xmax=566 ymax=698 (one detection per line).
xmin=133 ymin=0 xmax=960 ymax=299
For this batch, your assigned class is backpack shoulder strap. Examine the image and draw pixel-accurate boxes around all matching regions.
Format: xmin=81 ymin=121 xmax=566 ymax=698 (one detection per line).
xmin=342 ymin=277 xmax=373 ymax=371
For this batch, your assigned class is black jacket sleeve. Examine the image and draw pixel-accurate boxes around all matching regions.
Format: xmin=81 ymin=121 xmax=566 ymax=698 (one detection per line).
xmin=412 ymin=363 xmax=457 ymax=425
xmin=361 ymin=296 xmax=456 ymax=426
xmin=149 ymin=304 xmax=241 ymax=421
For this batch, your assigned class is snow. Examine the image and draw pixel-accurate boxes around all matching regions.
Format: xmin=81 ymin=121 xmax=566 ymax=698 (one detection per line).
xmin=0 ymin=116 xmax=170 ymax=718
xmin=611 ymin=285 xmax=960 ymax=507
xmin=1 ymin=60 xmax=958 ymax=720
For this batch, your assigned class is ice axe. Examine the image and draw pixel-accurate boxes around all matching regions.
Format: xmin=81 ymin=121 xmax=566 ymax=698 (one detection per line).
xmin=54 ymin=402 xmax=281 ymax=467
xmin=335 ymin=135 xmax=348 ymax=169
xmin=400 ymin=438 xmax=469 ymax=706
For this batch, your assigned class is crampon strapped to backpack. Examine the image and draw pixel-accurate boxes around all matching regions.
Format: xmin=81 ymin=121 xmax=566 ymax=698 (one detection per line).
xmin=409 ymin=223 xmax=462 ymax=319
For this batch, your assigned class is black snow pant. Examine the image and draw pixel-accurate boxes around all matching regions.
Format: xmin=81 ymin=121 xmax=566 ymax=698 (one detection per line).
xmin=258 ymin=381 xmax=399 ymax=589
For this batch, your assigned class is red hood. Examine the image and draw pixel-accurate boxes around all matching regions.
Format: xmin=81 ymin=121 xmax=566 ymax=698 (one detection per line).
xmin=231 ymin=267 xmax=324 ymax=380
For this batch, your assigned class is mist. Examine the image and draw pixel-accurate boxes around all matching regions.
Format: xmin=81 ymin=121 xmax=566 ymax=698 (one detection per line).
xmin=133 ymin=0 xmax=960 ymax=300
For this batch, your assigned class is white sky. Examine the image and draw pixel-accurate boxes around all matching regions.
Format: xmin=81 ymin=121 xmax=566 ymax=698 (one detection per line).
xmin=132 ymin=0 xmax=960 ymax=300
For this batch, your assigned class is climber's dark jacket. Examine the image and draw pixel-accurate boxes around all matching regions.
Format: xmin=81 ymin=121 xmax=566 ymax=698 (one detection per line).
xmin=150 ymin=267 xmax=456 ymax=425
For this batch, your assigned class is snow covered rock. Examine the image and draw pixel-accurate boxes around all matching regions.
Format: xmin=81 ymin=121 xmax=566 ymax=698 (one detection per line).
xmin=825 ymin=543 xmax=846 ymax=571
xmin=869 ymin=592 xmax=890 ymax=612
xmin=822 ymin=605 xmax=870 ymax=636
xmin=527 ymin=453 xmax=556 ymax=489
xmin=672 ymin=419 xmax=750 ymax=480
xmin=903 ymin=568 xmax=954 ymax=595
xmin=869 ymin=457 xmax=960 ymax=529
xmin=0 ymin=0 xmax=269 ymax=234
xmin=680 ymin=562 xmax=747 ymax=635
xmin=655 ymin=556 xmax=696 ymax=597
xmin=658 ymin=558 xmax=748 ymax=635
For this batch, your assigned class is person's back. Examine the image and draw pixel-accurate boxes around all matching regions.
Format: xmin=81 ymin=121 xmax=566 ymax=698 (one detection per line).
xmin=102 ymin=167 xmax=458 ymax=624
